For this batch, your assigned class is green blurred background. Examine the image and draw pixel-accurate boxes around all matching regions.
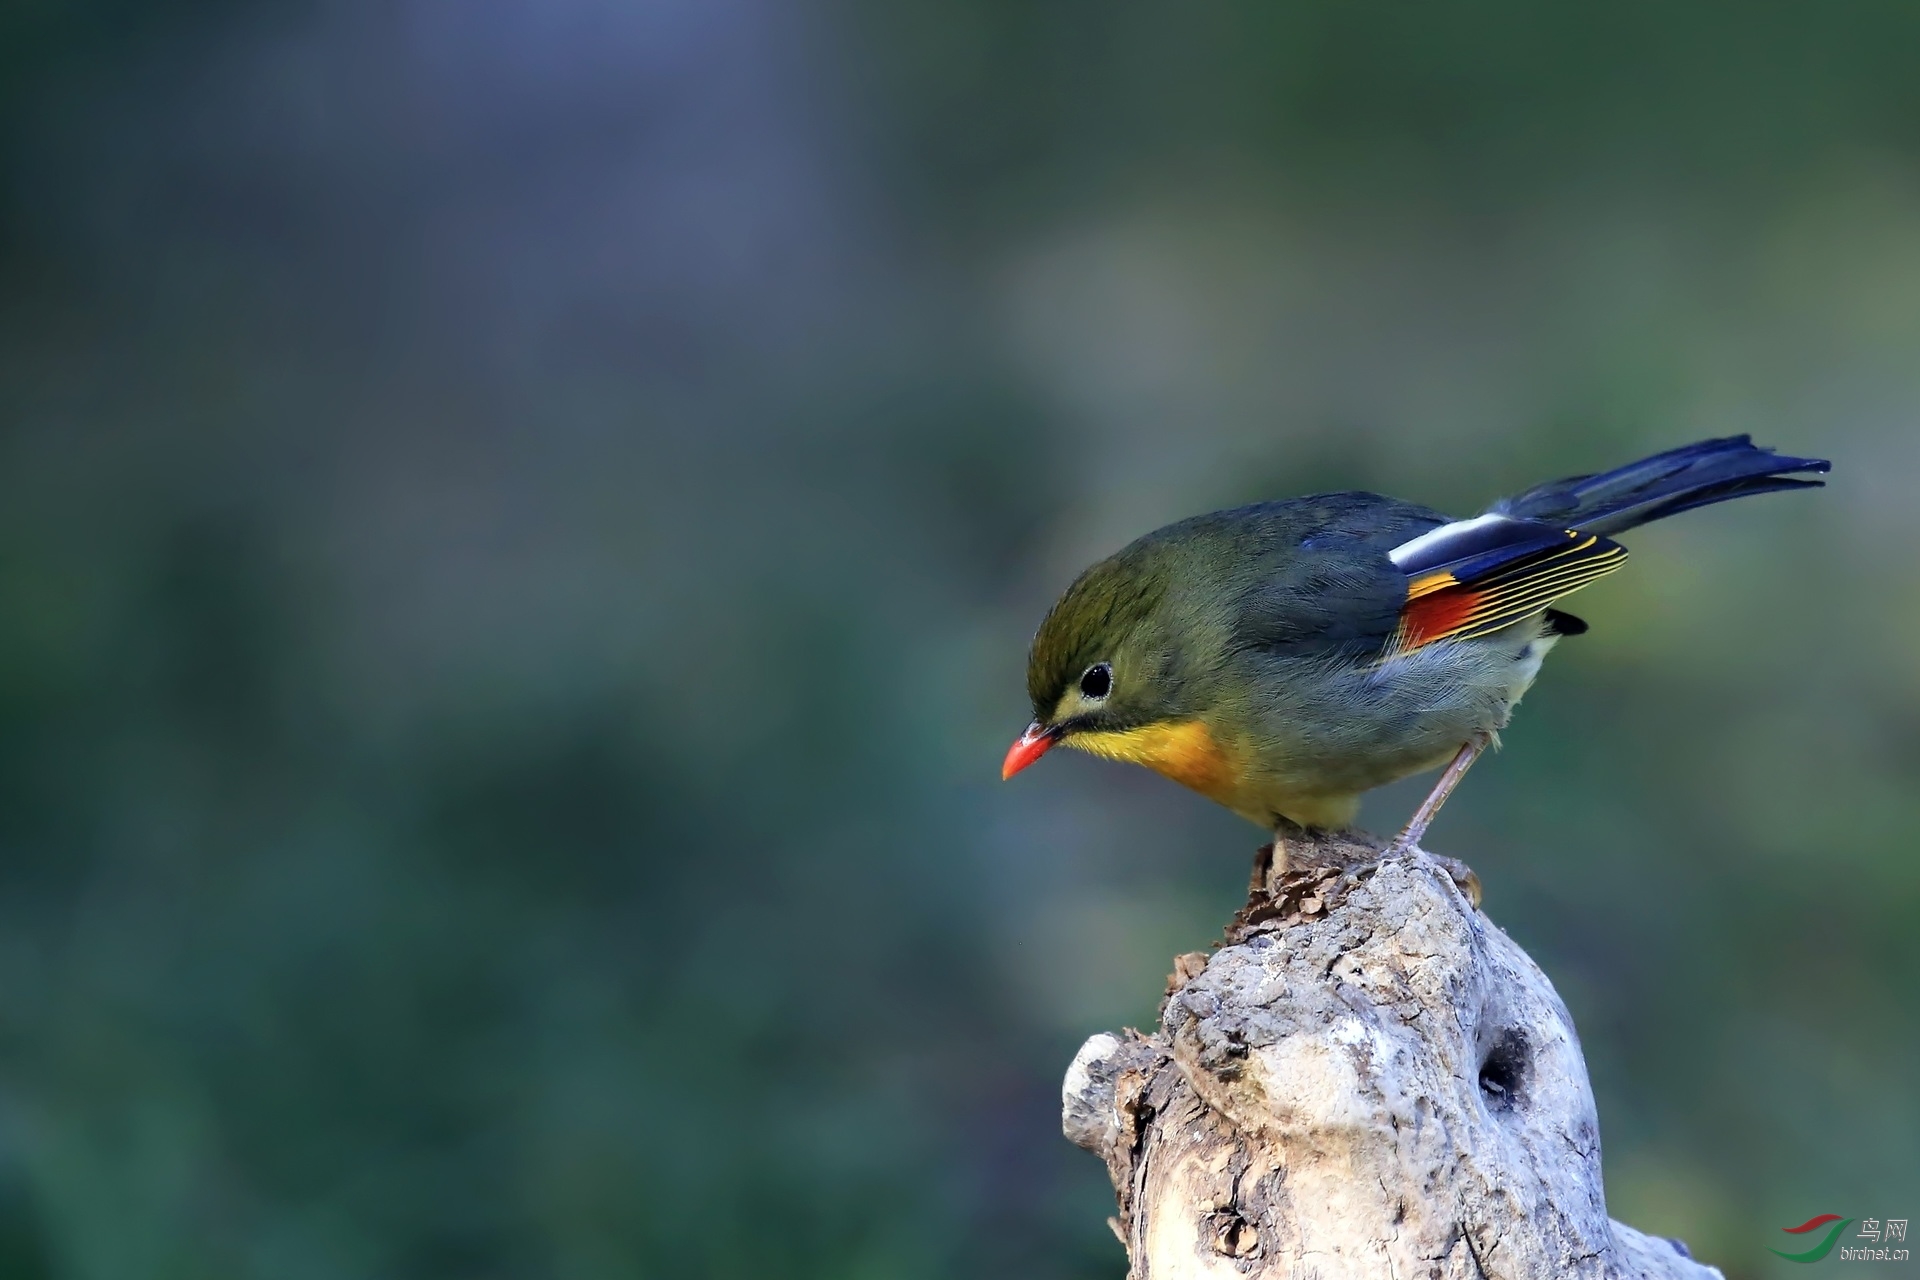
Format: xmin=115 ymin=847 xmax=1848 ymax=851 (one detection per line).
xmin=1 ymin=2 xmax=1915 ymax=1277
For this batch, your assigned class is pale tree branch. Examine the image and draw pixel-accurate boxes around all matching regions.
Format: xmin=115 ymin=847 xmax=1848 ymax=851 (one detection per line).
xmin=1063 ymin=829 xmax=1721 ymax=1280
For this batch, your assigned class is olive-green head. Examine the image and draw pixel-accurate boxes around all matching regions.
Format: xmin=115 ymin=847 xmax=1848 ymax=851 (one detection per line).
xmin=1003 ymin=539 xmax=1206 ymax=778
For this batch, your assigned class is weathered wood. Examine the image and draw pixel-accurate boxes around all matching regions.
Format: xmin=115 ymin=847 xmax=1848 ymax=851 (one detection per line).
xmin=1062 ymin=829 xmax=1720 ymax=1279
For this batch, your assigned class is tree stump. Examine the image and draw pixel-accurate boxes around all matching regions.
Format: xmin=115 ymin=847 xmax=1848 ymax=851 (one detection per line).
xmin=1061 ymin=829 xmax=1720 ymax=1279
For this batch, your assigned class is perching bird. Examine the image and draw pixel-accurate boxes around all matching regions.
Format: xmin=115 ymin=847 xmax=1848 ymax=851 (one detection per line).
xmin=1002 ymin=436 xmax=1828 ymax=850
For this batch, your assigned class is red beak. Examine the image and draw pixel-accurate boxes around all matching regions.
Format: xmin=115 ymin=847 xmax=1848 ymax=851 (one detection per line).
xmin=1001 ymin=722 xmax=1057 ymax=779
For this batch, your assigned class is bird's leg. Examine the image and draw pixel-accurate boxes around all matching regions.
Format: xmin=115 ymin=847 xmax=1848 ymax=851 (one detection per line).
xmin=1388 ymin=733 xmax=1491 ymax=856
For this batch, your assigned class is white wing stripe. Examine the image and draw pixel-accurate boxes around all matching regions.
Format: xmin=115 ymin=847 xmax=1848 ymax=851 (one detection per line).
xmin=1387 ymin=513 xmax=1516 ymax=568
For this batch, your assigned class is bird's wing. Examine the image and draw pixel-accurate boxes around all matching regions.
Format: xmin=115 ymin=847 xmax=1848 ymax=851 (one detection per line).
xmin=1385 ymin=514 xmax=1627 ymax=653
xmin=1224 ymin=495 xmax=1448 ymax=660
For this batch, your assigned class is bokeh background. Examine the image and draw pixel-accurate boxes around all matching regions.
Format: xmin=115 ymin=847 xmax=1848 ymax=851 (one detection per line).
xmin=2 ymin=2 xmax=1916 ymax=1277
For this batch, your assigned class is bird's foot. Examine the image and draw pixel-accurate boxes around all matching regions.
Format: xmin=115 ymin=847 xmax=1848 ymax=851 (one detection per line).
xmin=1432 ymin=853 xmax=1483 ymax=909
xmin=1260 ymin=820 xmax=1365 ymax=886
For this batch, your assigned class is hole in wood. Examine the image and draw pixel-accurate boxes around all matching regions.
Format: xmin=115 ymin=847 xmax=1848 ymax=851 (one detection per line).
xmin=1206 ymin=1210 xmax=1259 ymax=1258
xmin=1478 ymin=1027 xmax=1529 ymax=1111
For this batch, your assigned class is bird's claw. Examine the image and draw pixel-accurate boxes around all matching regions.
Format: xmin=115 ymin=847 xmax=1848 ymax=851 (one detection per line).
xmin=1432 ymin=853 xmax=1483 ymax=909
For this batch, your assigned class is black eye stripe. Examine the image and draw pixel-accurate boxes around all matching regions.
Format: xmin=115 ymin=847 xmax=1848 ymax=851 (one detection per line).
xmin=1079 ymin=663 xmax=1112 ymax=700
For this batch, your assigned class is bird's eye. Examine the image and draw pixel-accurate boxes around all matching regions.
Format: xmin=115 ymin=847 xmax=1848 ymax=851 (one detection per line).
xmin=1079 ymin=663 xmax=1112 ymax=700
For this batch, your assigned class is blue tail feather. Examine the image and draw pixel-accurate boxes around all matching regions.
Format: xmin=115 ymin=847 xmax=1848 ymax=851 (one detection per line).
xmin=1493 ymin=435 xmax=1830 ymax=536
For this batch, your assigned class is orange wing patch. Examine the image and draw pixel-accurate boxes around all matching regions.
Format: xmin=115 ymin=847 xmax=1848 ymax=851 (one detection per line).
xmin=1406 ymin=569 xmax=1458 ymax=600
xmin=1390 ymin=533 xmax=1628 ymax=654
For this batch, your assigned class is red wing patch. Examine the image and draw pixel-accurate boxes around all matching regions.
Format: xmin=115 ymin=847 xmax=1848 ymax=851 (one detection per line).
xmin=1389 ymin=534 xmax=1628 ymax=654
xmin=1398 ymin=587 xmax=1488 ymax=650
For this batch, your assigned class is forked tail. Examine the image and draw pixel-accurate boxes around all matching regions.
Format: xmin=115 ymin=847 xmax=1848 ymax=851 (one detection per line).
xmin=1494 ymin=435 xmax=1830 ymax=537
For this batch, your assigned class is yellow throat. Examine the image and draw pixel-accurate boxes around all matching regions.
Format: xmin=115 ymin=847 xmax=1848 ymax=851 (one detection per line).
xmin=1066 ymin=719 xmax=1235 ymax=804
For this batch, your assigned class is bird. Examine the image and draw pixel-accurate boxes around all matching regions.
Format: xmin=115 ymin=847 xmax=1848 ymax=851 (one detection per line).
xmin=1001 ymin=435 xmax=1828 ymax=852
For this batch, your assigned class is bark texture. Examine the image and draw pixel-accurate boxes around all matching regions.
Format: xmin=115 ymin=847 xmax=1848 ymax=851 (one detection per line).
xmin=1062 ymin=829 xmax=1720 ymax=1280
